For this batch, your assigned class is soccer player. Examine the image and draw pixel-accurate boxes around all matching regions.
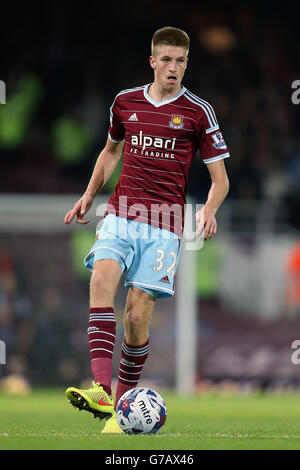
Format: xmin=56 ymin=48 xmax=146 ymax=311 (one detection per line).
xmin=64 ymin=26 xmax=230 ymax=433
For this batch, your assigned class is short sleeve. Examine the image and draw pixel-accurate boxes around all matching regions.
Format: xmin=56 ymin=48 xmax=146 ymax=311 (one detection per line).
xmin=108 ymin=95 xmax=125 ymax=143
xmin=198 ymin=105 xmax=230 ymax=164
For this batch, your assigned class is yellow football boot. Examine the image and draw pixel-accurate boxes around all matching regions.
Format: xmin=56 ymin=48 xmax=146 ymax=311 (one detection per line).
xmin=101 ymin=410 xmax=125 ymax=434
xmin=65 ymin=381 xmax=114 ymax=420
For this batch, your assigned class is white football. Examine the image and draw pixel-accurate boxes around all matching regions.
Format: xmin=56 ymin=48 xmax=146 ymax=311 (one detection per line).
xmin=116 ymin=387 xmax=167 ymax=434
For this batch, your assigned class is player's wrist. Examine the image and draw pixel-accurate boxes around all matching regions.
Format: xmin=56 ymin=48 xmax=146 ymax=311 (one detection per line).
xmin=204 ymin=202 xmax=218 ymax=215
xmin=84 ymin=189 xmax=97 ymax=199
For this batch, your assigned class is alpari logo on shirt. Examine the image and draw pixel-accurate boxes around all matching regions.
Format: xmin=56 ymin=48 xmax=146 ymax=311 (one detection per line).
xmin=169 ymin=114 xmax=184 ymax=129
xmin=131 ymin=130 xmax=176 ymax=151
xmin=211 ymin=131 xmax=227 ymax=150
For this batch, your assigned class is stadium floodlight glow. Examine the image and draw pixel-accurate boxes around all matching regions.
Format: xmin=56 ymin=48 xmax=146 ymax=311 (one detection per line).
xmin=0 ymin=80 xmax=6 ymax=104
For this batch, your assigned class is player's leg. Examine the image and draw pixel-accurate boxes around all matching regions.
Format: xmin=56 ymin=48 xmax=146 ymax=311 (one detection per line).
xmin=89 ymin=258 xmax=122 ymax=308
xmin=102 ymin=286 xmax=155 ymax=433
xmin=88 ymin=258 xmax=122 ymax=395
xmin=66 ymin=258 xmax=122 ymax=420
xmin=114 ymin=223 xmax=181 ymax=409
xmin=123 ymin=285 xmax=155 ymax=344
xmin=116 ymin=286 xmax=155 ymax=405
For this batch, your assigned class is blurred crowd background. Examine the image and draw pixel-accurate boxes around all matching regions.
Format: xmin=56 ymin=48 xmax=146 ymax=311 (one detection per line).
xmin=1 ymin=2 xmax=300 ymax=206
xmin=1 ymin=1 xmax=300 ymax=393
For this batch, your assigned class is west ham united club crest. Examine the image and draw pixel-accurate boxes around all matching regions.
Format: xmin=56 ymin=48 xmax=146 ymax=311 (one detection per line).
xmin=169 ymin=114 xmax=184 ymax=129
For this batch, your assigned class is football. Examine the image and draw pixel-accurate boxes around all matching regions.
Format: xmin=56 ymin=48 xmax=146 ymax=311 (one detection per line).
xmin=116 ymin=387 xmax=167 ymax=434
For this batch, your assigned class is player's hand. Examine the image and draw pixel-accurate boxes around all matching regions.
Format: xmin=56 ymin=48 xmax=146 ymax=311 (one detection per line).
xmin=64 ymin=193 xmax=94 ymax=225
xmin=195 ymin=204 xmax=217 ymax=240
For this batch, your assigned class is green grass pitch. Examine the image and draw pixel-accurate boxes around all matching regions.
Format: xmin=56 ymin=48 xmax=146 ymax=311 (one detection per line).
xmin=1 ymin=388 xmax=300 ymax=450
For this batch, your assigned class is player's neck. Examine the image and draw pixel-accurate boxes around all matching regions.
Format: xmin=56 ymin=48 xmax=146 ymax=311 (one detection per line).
xmin=148 ymin=81 xmax=182 ymax=103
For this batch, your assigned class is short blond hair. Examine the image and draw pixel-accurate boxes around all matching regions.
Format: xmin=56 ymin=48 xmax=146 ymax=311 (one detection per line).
xmin=151 ymin=26 xmax=190 ymax=56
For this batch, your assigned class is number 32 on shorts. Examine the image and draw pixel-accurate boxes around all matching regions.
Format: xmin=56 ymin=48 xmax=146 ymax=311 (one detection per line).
xmin=153 ymin=249 xmax=177 ymax=275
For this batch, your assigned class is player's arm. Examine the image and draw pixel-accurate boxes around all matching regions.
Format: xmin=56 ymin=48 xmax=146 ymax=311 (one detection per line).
xmin=64 ymin=138 xmax=124 ymax=225
xmin=196 ymin=159 xmax=229 ymax=240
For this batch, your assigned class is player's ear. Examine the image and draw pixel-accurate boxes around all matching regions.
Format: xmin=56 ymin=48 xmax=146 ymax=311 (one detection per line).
xmin=149 ymin=55 xmax=156 ymax=70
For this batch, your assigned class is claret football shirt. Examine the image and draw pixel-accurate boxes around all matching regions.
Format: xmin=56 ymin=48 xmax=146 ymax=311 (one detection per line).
xmin=106 ymin=84 xmax=230 ymax=236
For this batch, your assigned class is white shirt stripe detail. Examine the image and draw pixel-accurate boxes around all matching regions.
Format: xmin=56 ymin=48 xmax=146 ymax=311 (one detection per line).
xmin=120 ymin=185 xmax=180 ymax=198
xmin=121 ymin=121 xmax=194 ymax=131
xmin=185 ymin=90 xmax=218 ymax=124
xmin=183 ymin=93 xmax=215 ymax=128
xmin=122 ymin=173 xmax=183 ymax=187
xmin=110 ymin=86 xmax=145 ymax=115
xmin=205 ymin=125 xmax=220 ymax=134
xmin=124 ymin=109 xmax=196 ymax=122
xmin=109 ymin=86 xmax=146 ymax=136
xmin=203 ymin=152 xmax=230 ymax=163
xmin=125 ymin=195 xmax=177 ymax=203
xmin=123 ymin=162 xmax=182 ymax=175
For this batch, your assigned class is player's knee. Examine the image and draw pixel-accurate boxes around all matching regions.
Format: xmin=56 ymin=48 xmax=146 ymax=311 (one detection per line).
xmin=90 ymin=270 xmax=113 ymax=298
xmin=125 ymin=308 xmax=147 ymax=332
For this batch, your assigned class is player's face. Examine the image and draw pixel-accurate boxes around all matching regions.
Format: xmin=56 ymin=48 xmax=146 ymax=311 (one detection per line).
xmin=150 ymin=45 xmax=188 ymax=92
